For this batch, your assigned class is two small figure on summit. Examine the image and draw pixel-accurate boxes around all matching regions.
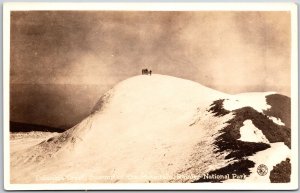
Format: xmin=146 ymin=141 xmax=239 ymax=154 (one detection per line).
xmin=142 ymin=69 xmax=152 ymax=76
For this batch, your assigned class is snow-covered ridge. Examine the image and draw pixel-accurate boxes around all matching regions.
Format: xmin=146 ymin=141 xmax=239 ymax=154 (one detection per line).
xmin=10 ymin=74 xmax=291 ymax=184
xmin=223 ymin=92 xmax=276 ymax=113
xmin=222 ymin=91 xmax=289 ymax=127
xmin=105 ymin=74 xmax=228 ymax=111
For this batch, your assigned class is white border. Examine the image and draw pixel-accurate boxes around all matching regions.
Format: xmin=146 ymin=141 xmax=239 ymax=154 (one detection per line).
xmin=1 ymin=2 xmax=298 ymax=11
xmin=3 ymin=2 xmax=298 ymax=190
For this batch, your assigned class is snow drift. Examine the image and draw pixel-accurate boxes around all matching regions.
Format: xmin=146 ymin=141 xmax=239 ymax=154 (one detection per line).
xmin=10 ymin=74 xmax=291 ymax=183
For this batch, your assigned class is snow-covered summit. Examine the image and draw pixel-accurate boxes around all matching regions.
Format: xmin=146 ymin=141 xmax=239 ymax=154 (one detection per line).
xmin=10 ymin=74 xmax=291 ymax=184
xmin=93 ymin=74 xmax=228 ymax=113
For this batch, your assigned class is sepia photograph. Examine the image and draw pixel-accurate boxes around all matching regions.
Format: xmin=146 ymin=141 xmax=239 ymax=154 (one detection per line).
xmin=3 ymin=2 xmax=298 ymax=190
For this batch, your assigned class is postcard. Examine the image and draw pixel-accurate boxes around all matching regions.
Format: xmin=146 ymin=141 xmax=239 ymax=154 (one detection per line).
xmin=3 ymin=2 xmax=298 ymax=190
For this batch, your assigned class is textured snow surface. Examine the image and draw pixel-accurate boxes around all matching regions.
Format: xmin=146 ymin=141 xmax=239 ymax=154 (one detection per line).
xmin=238 ymin=120 xmax=269 ymax=143
xmin=10 ymin=132 xmax=59 ymax=153
xmin=223 ymin=92 xmax=276 ymax=113
xmin=10 ymin=75 xmax=289 ymax=184
xmin=11 ymin=75 xmax=231 ymax=183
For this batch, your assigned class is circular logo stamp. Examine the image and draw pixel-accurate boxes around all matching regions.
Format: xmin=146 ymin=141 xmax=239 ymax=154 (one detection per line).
xmin=257 ymin=164 xmax=268 ymax=176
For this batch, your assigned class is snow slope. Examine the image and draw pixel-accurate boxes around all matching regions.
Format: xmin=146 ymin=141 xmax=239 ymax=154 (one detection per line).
xmin=10 ymin=74 xmax=291 ymax=184
xmin=238 ymin=120 xmax=269 ymax=143
xmin=223 ymin=92 xmax=275 ymax=113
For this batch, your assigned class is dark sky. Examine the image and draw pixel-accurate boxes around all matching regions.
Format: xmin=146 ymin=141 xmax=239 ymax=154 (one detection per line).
xmin=10 ymin=11 xmax=291 ymax=128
